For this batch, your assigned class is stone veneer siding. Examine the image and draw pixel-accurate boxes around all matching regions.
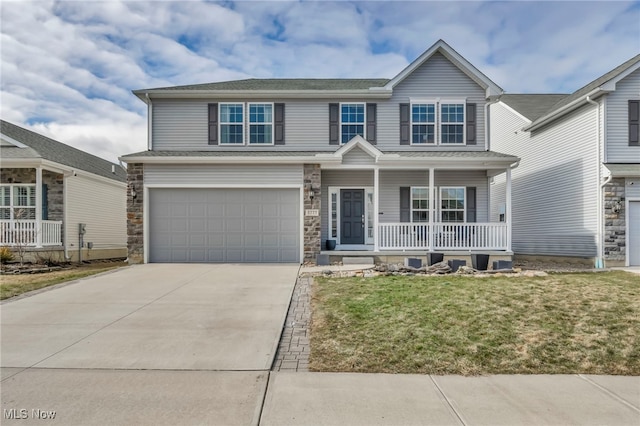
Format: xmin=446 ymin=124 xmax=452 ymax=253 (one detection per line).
xmin=303 ymin=164 xmax=321 ymax=263
xmin=604 ymin=178 xmax=625 ymax=263
xmin=127 ymin=163 xmax=144 ymax=264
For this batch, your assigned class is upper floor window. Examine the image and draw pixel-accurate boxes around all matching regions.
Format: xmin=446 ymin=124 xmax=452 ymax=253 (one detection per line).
xmin=0 ymin=185 xmax=36 ymax=220
xmin=220 ymin=103 xmax=244 ymax=144
xmin=341 ymin=103 xmax=365 ymax=143
xmin=441 ymin=103 xmax=464 ymax=144
xmin=412 ymin=104 xmax=435 ymax=144
xmin=249 ymin=103 xmax=273 ymax=144
xmin=409 ymin=101 xmax=467 ymax=145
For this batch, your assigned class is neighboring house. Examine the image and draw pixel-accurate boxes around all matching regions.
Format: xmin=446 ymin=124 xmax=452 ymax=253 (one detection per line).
xmin=490 ymin=54 xmax=640 ymax=267
xmin=1 ymin=120 xmax=127 ymax=261
xmin=121 ymin=40 xmax=519 ymax=264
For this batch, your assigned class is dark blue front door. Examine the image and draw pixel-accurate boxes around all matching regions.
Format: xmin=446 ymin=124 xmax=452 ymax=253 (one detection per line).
xmin=340 ymin=189 xmax=365 ymax=244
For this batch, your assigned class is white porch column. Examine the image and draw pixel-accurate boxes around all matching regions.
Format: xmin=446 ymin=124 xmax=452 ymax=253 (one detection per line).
xmin=428 ymin=167 xmax=435 ymax=251
xmin=373 ymin=167 xmax=380 ymax=252
xmin=506 ymin=167 xmax=512 ymax=251
xmin=35 ymin=166 xmax=43 ymax=248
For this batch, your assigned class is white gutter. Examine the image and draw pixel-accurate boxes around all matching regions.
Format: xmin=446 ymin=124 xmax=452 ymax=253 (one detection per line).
xmin=146 ymin=93 xmax=152 ymax=151
xmin=135 ymin=89 xmax=393 ymax=102
xmin=587 ymin=95 xmax=606 ymax=268
xmin=524 ymin=88 xmax=604 ymax=132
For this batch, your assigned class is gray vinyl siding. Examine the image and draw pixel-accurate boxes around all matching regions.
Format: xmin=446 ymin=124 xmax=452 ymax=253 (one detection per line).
xmin=342 ymin=147 xmax=375 ymax=165
xmin=606 ymin=68 xmax=640 ymax=162
xmin=65 ymin=174 xmax=127 ymax=251
xmin=150 ymin=53 xmax=488 ymax=152
xmin=320 ymin=169 xmax=489 ymax=244
xmin=627 ymin=178 xmax=640 ymax=198
xmin=490 ymin=102 xmax=599 ymax=257
xmin=377 ymin=52 xmax=487 ymax=151
xmin=144 ymin=164 xmax=303 ymax=186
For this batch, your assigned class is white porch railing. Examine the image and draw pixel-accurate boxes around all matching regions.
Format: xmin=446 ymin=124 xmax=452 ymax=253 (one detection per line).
xmin=0 ymin=220 xmax=63 ymax=247
xmin=378 ymin=222 xmax=509 ymax=251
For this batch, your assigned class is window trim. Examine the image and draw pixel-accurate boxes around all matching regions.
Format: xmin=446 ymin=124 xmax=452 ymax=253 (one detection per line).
xmin=0 ymin=184 xmax=36 ymax=220
xmin=409 ymin=99 xmax=467 ymax=145
xmin=410 ymin=186 xmax=430 ymax=222
xmin=439 ymin=186 xmax=466 ymax=222
xmin=410 ymin=102 xmax=436 ymax=145
xmin=440 ymin=100 xmax=466 ymax=145
xmin=339 ymin=102 xmax=366 ymax=144
xmin=248 ymin=102 xmax=275 ymax=145
xmin=219 ymin=102 xmax=245 ymax=145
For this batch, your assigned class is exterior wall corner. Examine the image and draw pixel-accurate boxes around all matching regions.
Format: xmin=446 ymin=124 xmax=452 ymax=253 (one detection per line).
xmin=303 ymin=164 xmax=321 ymax=263
xmin=127 ymin=163 xmax=144 ymax=264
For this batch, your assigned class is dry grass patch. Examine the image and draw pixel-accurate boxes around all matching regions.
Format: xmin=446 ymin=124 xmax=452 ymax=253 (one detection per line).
xmin=310 ymin=272 xmax=640 ymax=375
xmin=1 ymin=262 xmax=126 ymax=300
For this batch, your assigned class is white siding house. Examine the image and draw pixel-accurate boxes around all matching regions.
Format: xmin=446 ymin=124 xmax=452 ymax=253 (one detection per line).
xmin=1 ymin=120 xmax=127 ymax=262
xmin=490 ymin=54 xmax=640 ymax=266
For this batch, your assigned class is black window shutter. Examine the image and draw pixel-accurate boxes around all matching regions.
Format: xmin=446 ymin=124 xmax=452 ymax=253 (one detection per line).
xmin=42 ymin=184 xmax=48 ymax=220
xmin=466 ymin=187 xmax=477 ymax=223
xmin=629 ymin=100 xmax=639 ymax=146
xmin=466 ymin=103 xmax=477 ymax=145
xmin=329 ymin=103 xmax=339 ymax=145
xmin=274 ymin=103 xmax=285 ymax=145
xmin=400 ymin=103 xmax=410 ymax=145
xmin=208 ymin=103 xmax=218 ymax=145
xmin=366 ymin=103 xmax=377 ymax=144
xmin=400 ymin=187 xmax=410 ymax=222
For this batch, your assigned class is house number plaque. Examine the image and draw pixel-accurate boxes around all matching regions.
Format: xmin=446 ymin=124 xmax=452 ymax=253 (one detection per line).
xmin=305 ymin=209 xmax=319 ymax=216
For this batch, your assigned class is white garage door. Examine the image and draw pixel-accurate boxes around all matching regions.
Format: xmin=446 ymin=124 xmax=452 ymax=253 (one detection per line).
xmin=630 ymin=201 xmax=640 ymax=266
xmin=149 ymin=188 xmax=300 ymax=263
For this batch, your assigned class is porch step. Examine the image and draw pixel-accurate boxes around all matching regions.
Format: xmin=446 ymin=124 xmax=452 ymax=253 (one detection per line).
xmin=342 ymin=257 xmax=375 ymax=265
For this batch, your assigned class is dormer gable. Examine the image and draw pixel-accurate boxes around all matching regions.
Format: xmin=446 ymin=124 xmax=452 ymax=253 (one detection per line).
xmin=383 ymin=39 xmax=503 ymax=98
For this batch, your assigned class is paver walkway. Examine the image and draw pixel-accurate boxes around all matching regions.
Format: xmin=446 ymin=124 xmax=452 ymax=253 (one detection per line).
xmin=272 ymin=276 xmax=311 ymax=372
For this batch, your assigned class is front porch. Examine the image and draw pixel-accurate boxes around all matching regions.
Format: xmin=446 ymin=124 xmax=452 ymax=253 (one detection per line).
xmin=0 ymin=219 xmax=63 ymax=247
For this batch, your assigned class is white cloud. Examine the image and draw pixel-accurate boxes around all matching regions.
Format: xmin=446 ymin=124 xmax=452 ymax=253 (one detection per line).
xmin=1 ymin=0 xmax=638 ymax=163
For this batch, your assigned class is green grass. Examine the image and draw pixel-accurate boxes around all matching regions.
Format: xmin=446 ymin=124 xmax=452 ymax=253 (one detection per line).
xmin=1 ymin=264 xmax=125 ymax=300
xmin=310 ymin=271 xmax=640 ymax=375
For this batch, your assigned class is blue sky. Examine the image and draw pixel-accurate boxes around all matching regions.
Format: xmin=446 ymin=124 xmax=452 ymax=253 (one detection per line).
xmin=1 ymin=0 xmax=639 ymax=162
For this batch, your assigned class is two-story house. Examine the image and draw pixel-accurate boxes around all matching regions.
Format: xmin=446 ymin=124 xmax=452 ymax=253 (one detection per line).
xmin=490 ymin=54 xmax=640 ymax=267
xmin=121 ymin=40 xmax=519 ymax=264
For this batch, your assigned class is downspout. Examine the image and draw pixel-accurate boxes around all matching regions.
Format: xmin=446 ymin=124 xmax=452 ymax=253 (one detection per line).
xmin=146 ymin=93 xmax=152 ymax=151
xmin=62 ymin=170 xmax=76 ymax=261
xmin=586 ymin=95 xmax=605 ymax=268
xmin=485 ymin=92 xmax=504 ymax=151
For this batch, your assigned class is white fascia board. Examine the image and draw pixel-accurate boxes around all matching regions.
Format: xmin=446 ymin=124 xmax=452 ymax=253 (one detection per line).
xmin=524 ymin=88 xmax=606 ymax=132
xmin=119 ymin=155 xmax=342 ymax=166
xmin=0 ymin=133 xmax=28 ymax=148
xmin=601 ymin=61 xmax=640 ymax=91
xmin=376 ymin=156 xmax=518 ymax=169
xmin=331 ymin=135 xmax=383 ymax=159
xmin=2 ymin=158 xmax=124 ymax=186
xmin=497 ymin=101 xmax=532 ymax=124
xmin=138 ymin=89 xmax=392 ymax=102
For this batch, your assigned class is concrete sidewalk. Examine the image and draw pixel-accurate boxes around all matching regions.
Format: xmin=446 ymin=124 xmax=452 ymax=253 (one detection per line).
xmin=261 ymin=372 xmax=640 ymax=425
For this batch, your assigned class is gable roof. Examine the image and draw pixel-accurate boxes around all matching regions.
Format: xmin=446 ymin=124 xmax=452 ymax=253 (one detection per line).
xmin=0 ymin=120 xmax=126 ymax=182
xmin=133 ymin=39 xmax=501 ymax=101
xmin=499 ymin=94 xmax=569 ymax=122
xmin=384 ymin=39 xmax=503 ymax=97
xmin=526 ymin=53 xmax=640 ymax=130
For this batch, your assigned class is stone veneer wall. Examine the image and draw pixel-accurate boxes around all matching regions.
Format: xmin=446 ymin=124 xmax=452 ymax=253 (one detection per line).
xmin=127 ymin=163 xmax=144 ymax=264
xmin=604 ymin=178 xmax=625 ymax=263
xmin=303 ymin=164 xmax=321 ymax=263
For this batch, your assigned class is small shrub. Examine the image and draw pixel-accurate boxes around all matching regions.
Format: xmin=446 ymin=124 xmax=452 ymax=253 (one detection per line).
xmin=0 ymin=246 xmax=14 ymax=264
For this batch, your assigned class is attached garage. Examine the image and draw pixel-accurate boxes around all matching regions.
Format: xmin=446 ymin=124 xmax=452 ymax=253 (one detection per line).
xmin=149 ymin=188 xmax=300 ymax=263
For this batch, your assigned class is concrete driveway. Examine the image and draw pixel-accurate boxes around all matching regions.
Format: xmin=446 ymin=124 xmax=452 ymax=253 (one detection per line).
xmin=1 ymin=264 xmax=299 ymax=425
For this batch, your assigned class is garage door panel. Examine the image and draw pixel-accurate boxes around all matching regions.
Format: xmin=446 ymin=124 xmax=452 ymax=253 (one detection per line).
xmin=150 ymin=188 xmax=300 ymax=263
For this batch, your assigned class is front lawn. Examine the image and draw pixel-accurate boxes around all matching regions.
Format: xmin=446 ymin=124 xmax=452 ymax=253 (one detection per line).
xmin=310 ymin=272 xmax=640 ymax=375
